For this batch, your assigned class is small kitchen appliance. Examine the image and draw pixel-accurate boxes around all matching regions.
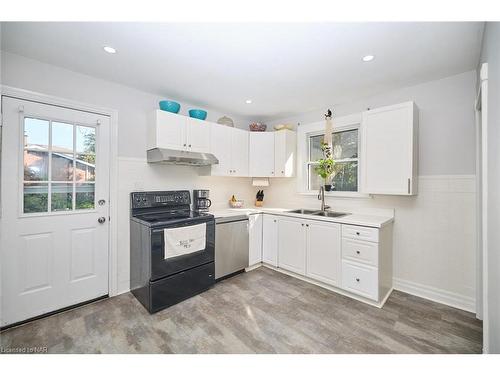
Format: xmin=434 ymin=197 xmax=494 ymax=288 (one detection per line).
xmin=193 ymin=189 xmax=212 ymax=213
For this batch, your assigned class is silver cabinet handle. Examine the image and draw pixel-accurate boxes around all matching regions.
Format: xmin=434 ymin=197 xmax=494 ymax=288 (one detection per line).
xmin=98 ymin=217 xmax=106 ymax=224
xmin=98 ymin=199 xmax=106 ymax=206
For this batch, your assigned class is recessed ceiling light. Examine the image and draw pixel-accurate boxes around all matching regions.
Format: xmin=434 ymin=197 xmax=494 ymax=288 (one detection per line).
xmin=362 ymin=55 xmax=375 ymax=62
xmin=245 ymin=99 xmax=252 ymax=104
xmin=103 ymin=46 xmax=117 ymax=54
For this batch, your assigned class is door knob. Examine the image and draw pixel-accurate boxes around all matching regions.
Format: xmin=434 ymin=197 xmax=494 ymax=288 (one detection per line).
xmin=98 ymin=217 xmax=106 ymax=224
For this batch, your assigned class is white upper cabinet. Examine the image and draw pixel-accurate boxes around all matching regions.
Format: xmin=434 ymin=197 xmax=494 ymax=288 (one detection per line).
xmin=274 ymin=130 xmax=296 ymax=177
xmin=231 ymin=128 xmax=249 ymax=176
xmin=148 ymin=110 xmax=186 ymax=151
xmin=147 ymin=110 xmax=210 ymax=153
xmin=187 ymin=117 xmax=211 ymax=153
xmin=209 ymin=124 xmax=249 ymax=176
xmin=249 ymin=132 xmax=275 ymax=177
xmin=209 ymin=123 xmax=232 ymax=176
xmin=248 ymin=129 xmax=296 ymax=178
xmin=361 ymin=101 xmax=418 ymax=195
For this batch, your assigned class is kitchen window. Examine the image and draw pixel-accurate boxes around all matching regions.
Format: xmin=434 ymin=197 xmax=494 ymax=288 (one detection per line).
xmin=306 ymin=128 xmax=359 ymax=192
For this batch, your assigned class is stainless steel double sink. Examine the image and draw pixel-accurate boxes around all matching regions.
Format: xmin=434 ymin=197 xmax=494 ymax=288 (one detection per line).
xmin=287 ymin=209 xmax=348 ymax=218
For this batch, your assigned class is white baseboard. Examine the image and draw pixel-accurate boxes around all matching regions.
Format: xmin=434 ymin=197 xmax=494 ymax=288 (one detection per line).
xmin=393 ymin=277 xmax=475 ymax=313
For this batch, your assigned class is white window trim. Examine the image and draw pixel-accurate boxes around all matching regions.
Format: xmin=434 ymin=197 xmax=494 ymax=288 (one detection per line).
xmin=296 ymin=113 xmax=371 ymax=198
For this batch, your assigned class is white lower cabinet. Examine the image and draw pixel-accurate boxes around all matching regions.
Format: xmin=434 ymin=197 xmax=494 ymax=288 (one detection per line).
xmin=306 ymin=221 xmax=341 ymax=287
xmin=277 ymin=217 xmax=307 ymax=275
xmin=341 ymin=260 xmax=378 ymax=300
xmin=258 ymin=213 xmax=393 ymax=306
xmin=248 ymin=214 xmax=263 ymax=266
xmin=262 ymin=214 xmax=278 ymax=266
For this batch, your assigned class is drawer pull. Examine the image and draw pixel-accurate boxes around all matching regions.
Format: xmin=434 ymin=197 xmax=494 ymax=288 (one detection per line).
xmin=356 ymin=232 xmax=360 ymax=235
xmin=356 ymin=278 xmax=360 ymax=282
xmin=356 ymin=250 xmax=360 ymax=255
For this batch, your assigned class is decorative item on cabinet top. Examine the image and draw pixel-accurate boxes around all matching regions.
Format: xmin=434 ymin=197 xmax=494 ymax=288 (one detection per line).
xmin=249 ymin=122 xmax=267 ymax=132
xmin=188 ymin=109 xmax=208 ymax=120
xmin=159 ymin=100 xmax=181 ymax=113
xmin=273 ymin=124 xmax=293 ymax=131
xmin=217 ymin=116 xmax=234 ymax=127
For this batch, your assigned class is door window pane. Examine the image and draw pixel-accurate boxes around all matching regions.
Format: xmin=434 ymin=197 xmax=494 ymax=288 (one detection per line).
xmin=76 ymin=183 xmax=95 ymax=209
xmin=24 ymin=150 xmax=49 ymax=181
xmin=76 ymin=126 xmax=96 ymax=154
xmin=24 ymin=118 xmax=49 ymax=150
xmin=51 ymin=153 xmax=74 ymax=181
xmin=23 ymin=183 xmax=48 ymax=213
xmin=52 ymin=122 xmax=74 ymax=153
xmin=51 ymin=183 xmax=73 ymax=211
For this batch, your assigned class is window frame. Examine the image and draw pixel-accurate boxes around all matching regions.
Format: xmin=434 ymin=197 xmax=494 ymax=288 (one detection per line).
xmin=296 ymin=113 xmax=370 ymax=198
xmin=20 ymin=114 xmax=98 ymax=217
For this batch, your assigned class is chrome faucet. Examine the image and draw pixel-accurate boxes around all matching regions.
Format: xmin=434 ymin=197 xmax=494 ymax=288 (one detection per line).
xmin=318 ymin=186 xmax=330 ymax=211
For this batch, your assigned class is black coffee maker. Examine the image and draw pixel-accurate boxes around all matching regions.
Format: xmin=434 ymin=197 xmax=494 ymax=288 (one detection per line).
xmin=193 ymin=190 xmax=212 ymax=213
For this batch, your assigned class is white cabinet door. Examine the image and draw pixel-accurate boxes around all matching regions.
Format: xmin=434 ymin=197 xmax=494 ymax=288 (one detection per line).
xmin=262 ymin=215 xmax=278 ymax=266
xmin=274 ymin=130 xmax=296 ymax=177
xmin=278 ymin=217 xmax=306 ymax=275
xmin=231 ymin=128 xmax=249 ymax=176
xmin=361 ymin=101 xmax=418 ymax=195
xmin=148 ymin=110 xmax=186 ymax=151
xmin=248 ymin=214 xmax=263 ymax=266
xmin=187 ymin=118 xmax=211 ymax=153
xmin=210 ymin=123 xmax=232 ymax=176
xmin=306 ymin=221 xmax=341 ymax=286
xmin=249 ymin=132 xmax=275 ymax=177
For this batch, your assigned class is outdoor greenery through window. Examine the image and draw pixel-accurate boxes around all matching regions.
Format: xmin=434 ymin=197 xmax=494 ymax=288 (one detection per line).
xmin=23 ymin=117 xmax=96 ymax=214
xmin=307 ymin=128 xmax=358 ymax=192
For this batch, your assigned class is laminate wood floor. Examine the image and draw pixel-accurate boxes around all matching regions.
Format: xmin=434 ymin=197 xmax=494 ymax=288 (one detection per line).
xmin=0 ymin=267 xmax=482 ymax=354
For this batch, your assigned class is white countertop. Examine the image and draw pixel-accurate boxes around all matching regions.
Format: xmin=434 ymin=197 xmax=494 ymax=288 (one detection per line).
xmin=209 ymin=207 xmax=393 ymax=228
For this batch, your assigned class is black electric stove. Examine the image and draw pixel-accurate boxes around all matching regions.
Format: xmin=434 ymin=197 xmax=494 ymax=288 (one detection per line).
xmin=130 ymin=190 xmax=215 ymax=313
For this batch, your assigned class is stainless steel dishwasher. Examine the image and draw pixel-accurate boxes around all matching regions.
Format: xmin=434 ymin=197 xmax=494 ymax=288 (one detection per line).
xmin=215 ymin=215 xmax=249 ymax=280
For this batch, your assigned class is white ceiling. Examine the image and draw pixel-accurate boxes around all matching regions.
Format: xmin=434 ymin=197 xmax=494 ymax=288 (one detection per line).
xmin=1 ymin=22 xmax=484 ymax=121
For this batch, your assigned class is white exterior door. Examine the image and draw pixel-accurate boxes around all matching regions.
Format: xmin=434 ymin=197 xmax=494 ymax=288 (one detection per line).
xmin=1 ymin=97 xmax=110 ymax=327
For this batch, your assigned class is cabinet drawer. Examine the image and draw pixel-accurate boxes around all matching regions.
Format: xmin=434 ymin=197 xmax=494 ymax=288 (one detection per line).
xmin=342 ymin=224 xmax=379 ymax=242
xmin=341 ymin=260 xmax=378 ymax=300
xmin=342 ymin=238 xmax=378 ymax=266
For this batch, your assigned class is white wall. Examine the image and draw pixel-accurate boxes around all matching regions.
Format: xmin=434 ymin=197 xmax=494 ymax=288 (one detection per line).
xmin=266 ymin=71 xmax=478 ymax=312
xmin=0 ymin=51 xmax=256 ymax=293
xmin=479 ymin=22 xmax=500 ymax=353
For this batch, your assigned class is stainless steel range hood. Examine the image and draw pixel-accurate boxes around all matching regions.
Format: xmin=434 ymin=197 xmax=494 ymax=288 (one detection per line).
xmin=147 ymin=148 xmax=219 ymax=166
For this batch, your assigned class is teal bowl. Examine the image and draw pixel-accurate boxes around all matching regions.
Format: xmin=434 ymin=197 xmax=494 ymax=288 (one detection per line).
xmin=159 ymin=100 xmax=181 ymax=113
xmin=188 ymin=109 xmax=207 ymax=120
